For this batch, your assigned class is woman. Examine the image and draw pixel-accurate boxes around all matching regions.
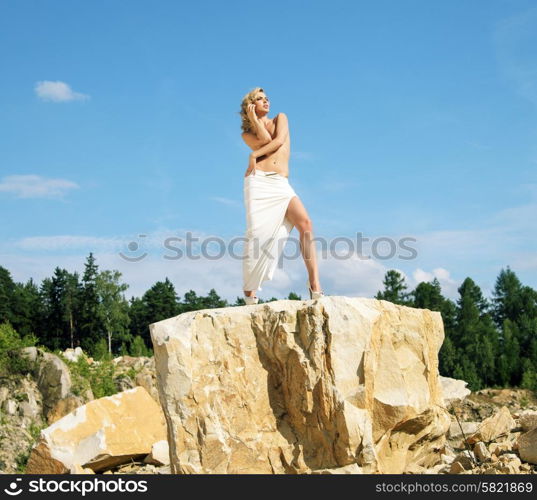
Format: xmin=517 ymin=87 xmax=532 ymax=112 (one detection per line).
xmin=239 ymin=87 xmax=324 ymax=305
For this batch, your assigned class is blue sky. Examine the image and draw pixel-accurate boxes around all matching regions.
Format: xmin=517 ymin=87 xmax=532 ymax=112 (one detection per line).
xmin=1 ymin=0 xmax=536 ymax=302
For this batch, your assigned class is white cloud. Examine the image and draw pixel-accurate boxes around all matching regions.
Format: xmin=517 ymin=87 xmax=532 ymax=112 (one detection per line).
xmin=1 ymin=231 xmax=393 ymax=302
xmin=5 ymin=183 xmax=537 ymax=304
xmin=8 ymin=229 xmax=213 ymax=253
xmin=34 ymin=80 xmax=90 ymax=102
xmin=16 ymin=235 xmax=121 ymax=252
xmin=412 ymin=267 xmax=459 ymax=298
xmin=0 ymin=175 xmax=79 ymax=199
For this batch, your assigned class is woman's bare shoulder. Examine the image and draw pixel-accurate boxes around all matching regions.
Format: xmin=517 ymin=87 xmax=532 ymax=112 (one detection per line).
xmin=274 ymin=112 xmax=288 ymax=128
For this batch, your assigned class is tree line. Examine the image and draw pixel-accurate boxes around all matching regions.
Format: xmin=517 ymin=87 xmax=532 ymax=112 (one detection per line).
xmin=0 ymin=253 xmax=300 ymax=359
xmin=1 ymin=253 xmax=536 ymax=391
xmin=375 ymin=269 xmax=537 ymax=391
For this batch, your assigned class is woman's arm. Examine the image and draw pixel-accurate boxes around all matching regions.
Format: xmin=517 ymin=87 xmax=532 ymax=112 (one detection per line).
xmin=247 ymin=104 xmax=272 ymax=144
xmin=252 ymin=121 xmax=272 ymax=144
xmin=250 ymin=113 xmax=289 ymax=159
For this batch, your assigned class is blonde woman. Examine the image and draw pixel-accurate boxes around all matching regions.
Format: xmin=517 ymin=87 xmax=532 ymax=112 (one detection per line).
xmin=240 ymin=87 xmax=324 ymax=304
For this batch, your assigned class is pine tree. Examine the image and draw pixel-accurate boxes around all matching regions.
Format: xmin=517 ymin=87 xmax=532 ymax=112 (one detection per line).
xmin=79 ymin=253 xmax=102 ymax=353
xmin=11 ymin=278 xmax=42 ymax=338
xmin=375 ymin=270 xmax=411 ymax=305
xmin=410 ymin=278 xmax=459 ymax=377
xmin=130 ymin=335 xmax=152 ymax=357
xmin=516 ymin=286 xmax=537 ymax=358
xmin=144 ymin=278 xmax=180 ymax=319
xmin=0 ymin=266 xmax=16 ymax=325
xmin=497 ymin=319 xmax=521 ymax=386
xmin=202 ymin=289 xmax=228 ymax=309
xmin=128 ymin=296 xmax=149 ymax=340
xmin=452 ymin=278 xmax=499 ymax=389
xmin=411 ymin=278 xmax=444 ymax=310
xmin=130 ymin=278 xmax=181 ymax=346
xmin=181 ymin=290 xmax=203 ymax=312
xmin=492 ymin=268 xmax=537 ymax=375
xmin=40 ymin=268 xmax=69 ymax=350
xmin=492 ymin=267 xmax=523 ymax=328
xmin=439 ymin=336 xmax=457 ymax=376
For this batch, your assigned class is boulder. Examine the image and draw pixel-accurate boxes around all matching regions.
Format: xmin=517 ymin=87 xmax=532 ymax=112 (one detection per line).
xmin=2 ymin=399 xmax=18 ymax=415
xmin=518 ymin=428 xmax=537 ymax=465
xmin=47 ymin=395 xmax=87 ymax=424
xmin=150 ymin=296 xmax=450 ymax=474
xmin=450 ymin=461 xmax=467 ymax=474
xmin=448 ymin=421 xmax=478 ymax=440
xmin=518 ymin=411 xmax=537 ymax=433
xmin=0 ymin=386 xmax=9 ymax=406
xmin=36 ymin=352 xmax=72 ymax=421
xmin=135 ymin=370 xmax=160 ymax=404
xmin=467 ymin=407 xmax=516 ymax=444
xmin=439 ymin=376 xmax=471 ymax=404
xmin=144 ymin=440 xmax=170 ymax=466
xmin=26 ymin=387 xmax=167 ymax=473
xmin=61 ymin=347 xmax=85 ymax=363
xmin=451 ymin=450 xmax=475 ymax=471
xmin=18 ymin=389 xmax=40 ymax=419
xmin=18 ymin=347 xmax=40 ymax=365
xmin=474 ymin=442 xmax=490 ymax=463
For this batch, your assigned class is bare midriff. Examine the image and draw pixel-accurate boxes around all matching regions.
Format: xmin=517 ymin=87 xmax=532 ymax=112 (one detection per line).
xmin=256 ymin=131 xmax=291 ymax=178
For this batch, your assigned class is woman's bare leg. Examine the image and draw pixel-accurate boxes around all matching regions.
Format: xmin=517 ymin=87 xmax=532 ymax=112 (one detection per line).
xmin=285 ymin=196 xmax=321 ymax=291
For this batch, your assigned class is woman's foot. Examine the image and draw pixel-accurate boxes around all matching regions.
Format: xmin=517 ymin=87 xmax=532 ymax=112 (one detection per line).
xmin=244 ymin=295 xmax=259 ymax=305
xmin=307 ymin=281 xmax=324 ymax=300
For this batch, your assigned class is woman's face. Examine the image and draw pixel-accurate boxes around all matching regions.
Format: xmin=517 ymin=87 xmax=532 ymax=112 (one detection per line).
xmin=253 ymin=92 xmax=270 ymax=114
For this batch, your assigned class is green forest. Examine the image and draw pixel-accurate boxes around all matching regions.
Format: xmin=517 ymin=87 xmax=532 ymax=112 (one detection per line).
xmin=1 ymin=252 xmax=536 ymax=392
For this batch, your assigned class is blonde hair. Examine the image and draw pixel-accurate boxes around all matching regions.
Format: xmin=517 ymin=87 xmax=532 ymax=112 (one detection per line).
xmin=239 ymin=87 xmax=265 ymax=134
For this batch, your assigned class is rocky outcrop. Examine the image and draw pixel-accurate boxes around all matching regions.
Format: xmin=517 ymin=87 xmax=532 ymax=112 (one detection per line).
xmin=16 ymin=348 xmax=86 ymax=423
xmin=150 ymin=296 xmax=451 ymax=474
xmin=26 ymin=387 xmax=167 ymax=473
xmin=36 ymin=352 xmax=73 ymax=420
xmin=112 ymin=355 xmax=160 ymax=404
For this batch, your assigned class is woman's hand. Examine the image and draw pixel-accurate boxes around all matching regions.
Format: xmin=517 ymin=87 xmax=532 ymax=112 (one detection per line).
xmin=246 ymin=103 xmax=258 ymax=125
xmin=244 ymin=154 xmax=257 ymax=177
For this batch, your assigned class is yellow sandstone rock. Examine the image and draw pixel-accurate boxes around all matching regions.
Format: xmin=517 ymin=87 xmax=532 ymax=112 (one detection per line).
xmin=467 ymin=406 xmax=516 ymax=445
xmin=150 ymin=296 xmax=450 ymax=474
xmin=26 ymin=387 xmax=167 ymax=473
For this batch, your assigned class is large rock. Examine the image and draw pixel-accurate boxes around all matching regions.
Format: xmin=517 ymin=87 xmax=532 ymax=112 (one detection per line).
xmin=518 ymin=411 xmax=537 ymax=433
xmin=26 ymin=387 xmax=167 ymax=473
xmin=448 ymin=421 xmax=479 ymax=440
xmin=150 ymin=296 xmax=450 ymax=474
xmin=439 ymin=376 xmax=471 ymax=404
xmin=36 ymin=352 xmax=72 ymax=421
xmin=467 ymin=406 xmax=516 ymax=445
xmin=518 ymin=428 xmax=537 ymax=464
xmin=61 ymin=347 xmax=85 ymax=363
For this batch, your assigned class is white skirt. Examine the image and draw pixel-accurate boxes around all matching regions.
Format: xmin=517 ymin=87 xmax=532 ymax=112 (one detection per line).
xmin=243 ymin=170 xmax=298 ymax=291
